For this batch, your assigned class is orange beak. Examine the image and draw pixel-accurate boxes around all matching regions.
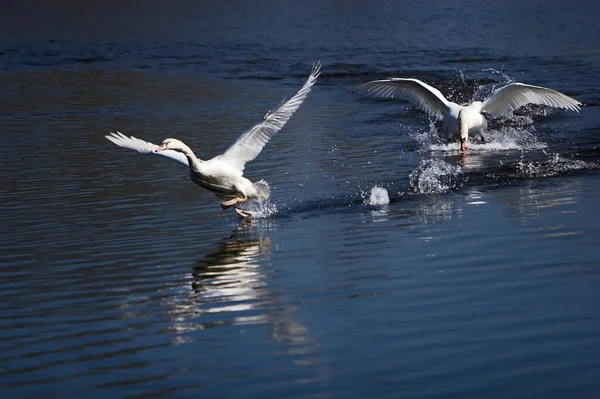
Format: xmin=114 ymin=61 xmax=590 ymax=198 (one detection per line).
xmin=156 ymin=143 xmax=168 ymax=152
xmin=460 ymin=138 xmax=467 ymax=152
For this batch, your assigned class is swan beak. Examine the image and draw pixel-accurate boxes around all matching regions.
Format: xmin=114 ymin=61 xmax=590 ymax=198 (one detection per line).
xmin=460 ymin=138 xmax=467 ymax=152
xmin=155 ymin=143 xmax=168 ymax=152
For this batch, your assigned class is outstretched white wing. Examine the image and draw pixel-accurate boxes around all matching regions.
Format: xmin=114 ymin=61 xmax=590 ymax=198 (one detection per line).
xmin=481 ymin=82 xmax=581 ymax=117
xmin=105 ymin=131 xmax=189 ymax=166
xmin=350 ymin=78 xmax=450 ymax=119
xmin=217 ymin=62 xmax=321 ymax=171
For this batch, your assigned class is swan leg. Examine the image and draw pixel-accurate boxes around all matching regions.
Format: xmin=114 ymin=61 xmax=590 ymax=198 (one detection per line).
xmin=235 ymin=208 xmax=253 ymax=218
xmin=478 ymin=131 xmax=486 ymax=144
xmin=220 ymin=198 xmax=237 ymax=209
xmin=221 ymin=197 xmax=246 ymax=209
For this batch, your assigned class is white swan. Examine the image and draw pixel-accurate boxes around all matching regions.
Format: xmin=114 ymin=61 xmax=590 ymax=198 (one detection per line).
xmin=351 ymin=78 xmax=581 ymax=152
xmin=106 ymin=62 xmax=321 ymax=218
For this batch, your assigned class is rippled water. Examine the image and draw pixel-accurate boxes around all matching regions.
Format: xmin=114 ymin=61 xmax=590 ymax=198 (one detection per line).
xmin=2 ymin=1 xmax=600 ymax=397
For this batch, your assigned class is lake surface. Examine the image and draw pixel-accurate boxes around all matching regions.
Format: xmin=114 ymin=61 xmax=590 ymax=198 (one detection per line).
xmin=2 ymin=1 xmax=600 ymax=397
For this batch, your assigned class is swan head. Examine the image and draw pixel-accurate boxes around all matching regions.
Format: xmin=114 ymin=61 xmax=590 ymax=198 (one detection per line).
xmin=457 ymin=109 xmax=469 ymax=152
xmin=155 ymin=138 xmax=187 ymax=153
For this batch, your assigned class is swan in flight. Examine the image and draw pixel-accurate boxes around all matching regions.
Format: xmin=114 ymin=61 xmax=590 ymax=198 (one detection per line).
xmin=106 ymin=62 xmax=321 ymax=218
xmin=351 ymin=78 xmax=581 ymax=152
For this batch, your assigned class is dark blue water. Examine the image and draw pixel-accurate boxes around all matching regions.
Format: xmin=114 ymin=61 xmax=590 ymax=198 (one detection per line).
xmin=2 ymin=1 xmax=600 ymax=397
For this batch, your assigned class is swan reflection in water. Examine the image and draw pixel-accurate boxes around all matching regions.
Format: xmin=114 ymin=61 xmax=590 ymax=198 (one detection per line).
xmin=191 ymin=228 xmax=271 ymax=319
xmin=165 ymin=220 xmax=328 ymax=378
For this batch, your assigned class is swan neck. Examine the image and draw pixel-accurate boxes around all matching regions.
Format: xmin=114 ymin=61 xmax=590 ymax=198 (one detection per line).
xmin=179 ymin=144 xmax=204 ymax=169
xmin=458 ymin=108 xmax=469 ymax=140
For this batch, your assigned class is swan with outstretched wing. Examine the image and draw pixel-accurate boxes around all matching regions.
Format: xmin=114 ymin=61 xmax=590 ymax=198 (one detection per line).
xmin=106 ymin=62 xmax=321 ymax=218
xmin=351 ymin=78 xmax=581 ymax=152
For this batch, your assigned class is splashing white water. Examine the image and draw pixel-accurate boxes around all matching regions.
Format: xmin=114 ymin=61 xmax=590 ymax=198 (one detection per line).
xmin=238 ymin=200 xmax=278 ymax=219
xmin=409 ymin=159 xmax=464 ymax=194
xmin=410 ymin=71 xmax=551 ymax=154
xmin=364 ymin=186 xmax=390 ymax=205
xmin=416 ymin=126 xmax=547 ymax=153
xmin=473 ymin=69 xmax=515 ymax=101
xmin=517 ymin=153 xmax=594 ymax=178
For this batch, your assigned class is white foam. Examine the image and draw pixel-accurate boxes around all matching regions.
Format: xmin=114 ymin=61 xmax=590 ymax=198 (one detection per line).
xmin=411 ymin=118 xmax=548 ymax=154
xmin=409 ymin=159 xmax=464 ymax=194
xmin=428 ymin=140 xmax=547 ymax=153
xmin=364 ymin=186 xmax=390 ymax=206
xmin=238 ymin=200 xmax=278 ymax=219
xmin=517 ymin=153 xmax=594 ymax=178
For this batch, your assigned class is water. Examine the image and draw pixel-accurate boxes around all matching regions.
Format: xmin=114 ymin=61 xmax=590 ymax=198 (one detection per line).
xmin=2 ymin=1 xmax=600 ymax=397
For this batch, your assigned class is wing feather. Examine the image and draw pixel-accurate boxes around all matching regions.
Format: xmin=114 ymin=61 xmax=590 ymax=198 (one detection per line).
xmin=481 ymin=82 xmax=581 ymax=117
xmin=350 ymin=78 xmax=450 ymax=119
xmin=105 ymin=132 xmax=189 ymax=166
xmin=218 ymin=61 xmax=321 ymax=171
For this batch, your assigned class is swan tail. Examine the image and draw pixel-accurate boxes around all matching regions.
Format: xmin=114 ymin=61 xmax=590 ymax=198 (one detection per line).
xmin=251 ymin=180 xmax=271 ymax=200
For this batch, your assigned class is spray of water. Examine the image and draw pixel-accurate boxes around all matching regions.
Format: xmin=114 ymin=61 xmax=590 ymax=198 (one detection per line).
xmin=410 ymin=70 xmax=553 ymax=154
xmin=421 ymin=126 xmax=548 ymax=153
xmin=409 ymin=159 xmax=464 ymax=194
xmin=363 ymin=186 xmax=390 ymax=206
xmin=238 ymin=200 xmax=278 ymax=219
xmin=517 ymin=153 xmax=595 ymax=178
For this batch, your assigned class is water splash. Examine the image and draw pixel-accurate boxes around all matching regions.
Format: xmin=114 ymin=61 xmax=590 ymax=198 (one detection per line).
xmin=411 ymin=119 xmax=445 ymax=150
xmin=238 ymin=200 xmax=278 ymax=219
xmin=473 ymin=68 xmax=515 ymax=101
xmin=409 ymin=159 xmax=464 ymax=194
xmin=416 ymin=125 xmax=547 ymax=153
xmin=411 ymin=70 xmax=554 ymax=154
xmin=363 ymin=186 xmax=390 ymax=206
xmin=517 ymin=153 xmax=595 ymax=178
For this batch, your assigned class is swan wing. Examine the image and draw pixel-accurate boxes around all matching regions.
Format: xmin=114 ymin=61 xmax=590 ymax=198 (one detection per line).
xmin=481 ymin=82 xmax=581 ymax=117
xmin=350 ymin=78 xmax=450 ymax=119
xmin=218 ymin=62 xmax=321 ymax=171
xmin=105 ymin=131 xmax=189 ymax=166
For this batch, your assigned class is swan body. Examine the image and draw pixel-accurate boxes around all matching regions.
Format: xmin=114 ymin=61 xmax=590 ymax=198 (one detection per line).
xmin=153 ymin=138 xmax=270 ymax=202
xmin=106 ymin=62 xmax=321 ymax=217
xmin=351 ymin=78 xmax=581 ymax=151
